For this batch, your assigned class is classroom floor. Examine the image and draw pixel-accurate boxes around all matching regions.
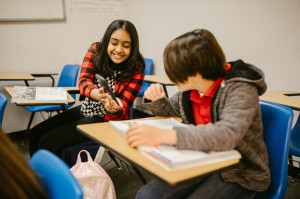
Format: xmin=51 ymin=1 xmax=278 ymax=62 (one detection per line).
xmin=10 ymin=109 xmax=300 ymax=199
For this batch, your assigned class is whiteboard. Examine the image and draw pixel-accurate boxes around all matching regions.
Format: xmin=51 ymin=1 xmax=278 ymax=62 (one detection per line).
xmin=0 ymin=0 xmax=65 ymax=21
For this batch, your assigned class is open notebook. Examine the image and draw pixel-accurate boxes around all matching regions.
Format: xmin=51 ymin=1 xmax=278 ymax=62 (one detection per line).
xmin=109 ymin=118 xmax=241 ymax=171
xmin=11 ymin=86 xmax=68 ymax=104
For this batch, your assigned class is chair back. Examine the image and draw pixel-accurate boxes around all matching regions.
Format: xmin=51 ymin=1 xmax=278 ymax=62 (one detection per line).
xmin=30 ymin=149 xmax=83 ymax=199
xmin=130 ymin=58 xmax=153 ymax=119
xmin=57 ymin=64 xmax=80 ymax=103
xmin=139 ymin=58 xmax=153 ymax=96
xmin=57 ymin=64 xmax=80 ymax=87
xmin=255 ymin=100 xmax=294 ymax=199
xmin=289 ymin=115 xmax=300 ymax=157
xmin=0 ymin=93 xmax=8 ymax=126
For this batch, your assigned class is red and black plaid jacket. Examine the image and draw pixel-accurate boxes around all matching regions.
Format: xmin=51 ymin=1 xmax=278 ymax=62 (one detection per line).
xmin=78 ymin=43 xmax=144 ymax=121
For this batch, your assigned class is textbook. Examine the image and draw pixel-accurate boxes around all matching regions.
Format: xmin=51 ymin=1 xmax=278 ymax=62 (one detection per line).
xmin=11 ymin=86 xmax=68 ymax=104
xmin=138 ymin=145 xmax=241 ymax=171
xmin=109 ymin=118 xmax=242 ymax=170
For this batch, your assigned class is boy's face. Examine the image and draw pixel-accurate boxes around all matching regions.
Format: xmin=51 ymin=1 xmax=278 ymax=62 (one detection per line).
xmin=176 ymin=74 xmax=213 ymax=93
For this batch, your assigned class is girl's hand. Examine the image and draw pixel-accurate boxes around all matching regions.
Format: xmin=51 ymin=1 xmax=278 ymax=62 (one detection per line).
xmin=90 ymin=87 xmax=108 ymax=103
xmin=144 ymin=83 xmax=166 ymax=102
xmin=126 ymin=124 xmax=177 ymax=148
xmin=105 ymin=95 xmax=123 ymax=114
xmin=98 ymin=87 xmax=109 ymax=104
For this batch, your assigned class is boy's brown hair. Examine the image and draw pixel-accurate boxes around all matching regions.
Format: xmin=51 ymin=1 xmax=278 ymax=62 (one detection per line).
xmin=163 ymin=29 xmax=226 ymax=84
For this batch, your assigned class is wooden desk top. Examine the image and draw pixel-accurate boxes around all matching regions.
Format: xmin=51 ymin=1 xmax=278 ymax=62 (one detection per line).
xmin=5 ymin=87 xmax=75 ymax=106
xmin=0 ymin=72 xmax=35 ymax=81
xmin=144 ymin=75 xmax=174 ymax=85
xmin=77 ymin=117 xmax=239 ymax=186
xmin=260 ymin=91 xmax=300 ymax=111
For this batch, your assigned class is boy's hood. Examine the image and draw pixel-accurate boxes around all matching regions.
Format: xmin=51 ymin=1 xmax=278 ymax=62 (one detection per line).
xmin=226 ymin=59 xmax=267 ymax=96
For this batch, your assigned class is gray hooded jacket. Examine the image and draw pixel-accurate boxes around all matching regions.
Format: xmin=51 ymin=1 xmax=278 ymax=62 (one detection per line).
xmin=143 ymin=59 xmax=271 ymax=192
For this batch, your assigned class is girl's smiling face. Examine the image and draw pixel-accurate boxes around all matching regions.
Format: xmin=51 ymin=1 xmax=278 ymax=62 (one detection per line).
xmin=107 ymin=28 xmax=131 ymax=64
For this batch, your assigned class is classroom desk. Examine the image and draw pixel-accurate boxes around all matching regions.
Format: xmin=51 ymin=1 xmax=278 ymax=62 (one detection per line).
xmin=6 ymin=86 xmax=76 ymax=143
xmin=77 ymin=117 xmax=240 ymax=186
xmin=31 ymin=72 xmax=58 ymax=87
xmin=64 ymin=87 xmax=80 ymax=94
xmin=260 ymin=91 xmax=300 ymax=111
xmin=0 ymin=72 xmax=35 ymax=86
xmin=144 ymin=75 xmax=175 ymax=98
xmin=5 ymin=87 xmax=75 ymax=106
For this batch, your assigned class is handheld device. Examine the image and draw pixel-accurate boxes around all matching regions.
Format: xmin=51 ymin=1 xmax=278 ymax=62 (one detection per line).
xmin=95 ymin=74 xmax=120 ymax=105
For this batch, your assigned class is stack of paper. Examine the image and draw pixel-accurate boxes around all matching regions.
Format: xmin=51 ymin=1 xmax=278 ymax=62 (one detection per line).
xmin=138 ymin=145 xmax=241 ymax=171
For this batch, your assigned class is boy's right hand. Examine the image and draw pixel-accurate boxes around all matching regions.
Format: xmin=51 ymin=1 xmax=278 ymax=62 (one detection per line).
xmin=144 ymin=83 xmax=166 ymax=102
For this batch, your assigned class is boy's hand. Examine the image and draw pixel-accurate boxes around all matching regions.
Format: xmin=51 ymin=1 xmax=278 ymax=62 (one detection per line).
xmin=144 ymin=83 xmax=166 ymax=102
xmin=126 ymin=124 xmax=176 ymax=147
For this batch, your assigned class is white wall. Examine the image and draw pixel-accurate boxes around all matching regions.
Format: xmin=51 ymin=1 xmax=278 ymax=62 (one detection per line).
xmin=1 ymin=0 xmax=300 ymax=133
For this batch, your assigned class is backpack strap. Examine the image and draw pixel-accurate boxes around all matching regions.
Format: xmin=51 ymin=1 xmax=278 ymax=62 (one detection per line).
xmin=76 ymin=149 xmax=93 ymax=164
xmin=94 ymin=146 xmax=105 ymax=164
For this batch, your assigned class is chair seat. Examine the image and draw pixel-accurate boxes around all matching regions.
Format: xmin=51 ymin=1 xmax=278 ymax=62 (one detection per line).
xmin=23 ymin=104 xmax=73 ymax=112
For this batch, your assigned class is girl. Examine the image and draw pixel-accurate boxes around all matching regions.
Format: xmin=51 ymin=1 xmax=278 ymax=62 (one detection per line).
xmin=0 ymin=128 xmax=49 ymax=199
xmin=29 ymin=20 xmax=145 ymax=158
xmin=126 ymin=29 xmax=270 ymax=199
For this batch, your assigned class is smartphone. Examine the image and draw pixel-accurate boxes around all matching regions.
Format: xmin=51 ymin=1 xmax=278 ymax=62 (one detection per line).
xmin=95 ymin=74 xmax=120 ymax=105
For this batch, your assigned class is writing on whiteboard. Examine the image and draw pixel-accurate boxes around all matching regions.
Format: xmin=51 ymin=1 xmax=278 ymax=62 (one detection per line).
xmin=71 ymin=0 xmax=123 ymax=12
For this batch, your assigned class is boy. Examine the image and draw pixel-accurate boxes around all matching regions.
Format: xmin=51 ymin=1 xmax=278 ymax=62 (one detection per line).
xmin=126 ymin=29 xmax=270 ymax=199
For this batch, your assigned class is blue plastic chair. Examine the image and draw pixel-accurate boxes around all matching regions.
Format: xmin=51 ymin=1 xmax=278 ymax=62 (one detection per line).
xmin=289 ymin=114 xmax=300 ymax=165
xmin=139 ymin=58 xmax=153 ymax=96
xmin=130 ymin=58 xmax=153 ymax=119
xmin=23 ymin=64 xmax=80 ymax=136
xmin=30 ymin=149 xmax=83 ymax=199
xmin=0 ymin=93 xmax=8 ymax=126
xmin=254 ymin=100 xmax=294 ymax=199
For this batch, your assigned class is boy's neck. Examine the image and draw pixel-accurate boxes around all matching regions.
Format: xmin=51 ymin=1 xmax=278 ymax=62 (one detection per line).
xmin=196 ymin=79 xmax=215 ymax=93
xmin=178 ymin=74 xmax=216 ymax=93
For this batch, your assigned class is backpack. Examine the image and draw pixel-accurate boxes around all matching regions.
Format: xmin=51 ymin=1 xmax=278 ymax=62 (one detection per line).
xmin=62 ymin=141 xmax=100 ymax=167
xmin=70 ymin=148 xmax=116 ymax=199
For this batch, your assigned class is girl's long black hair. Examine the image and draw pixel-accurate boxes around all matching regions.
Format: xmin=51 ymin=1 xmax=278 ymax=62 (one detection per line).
xmin=93 ymin=20 xmax=145 ymax=81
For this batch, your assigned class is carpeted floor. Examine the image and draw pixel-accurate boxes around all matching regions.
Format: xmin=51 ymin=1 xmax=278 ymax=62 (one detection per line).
xmin=99 ymin=152 xmax=155 ymax=199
